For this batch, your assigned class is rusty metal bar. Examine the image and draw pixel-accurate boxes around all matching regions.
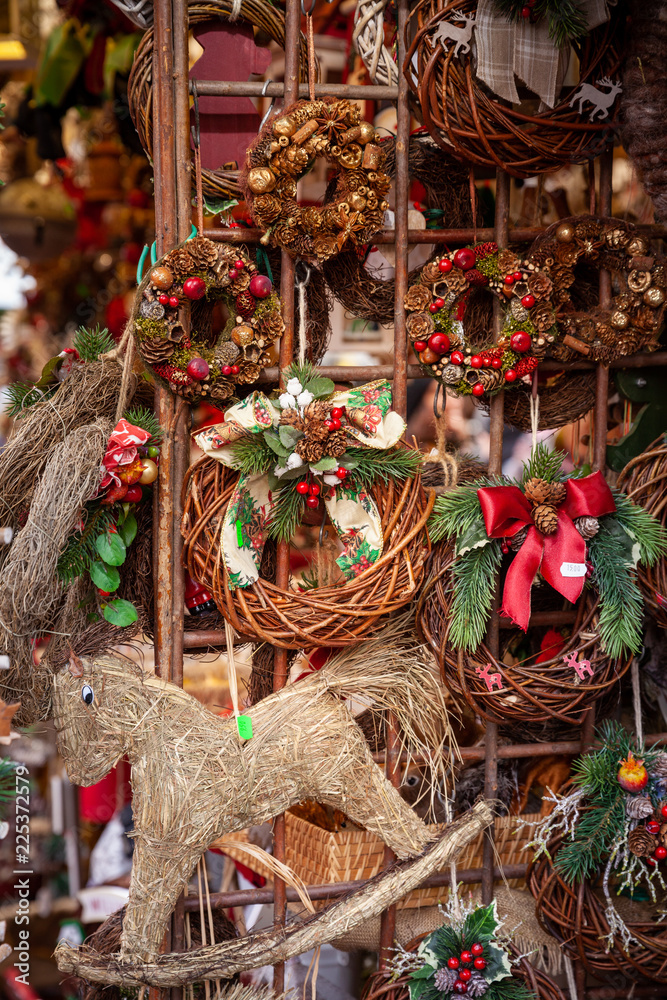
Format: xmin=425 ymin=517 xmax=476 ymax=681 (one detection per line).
xmin=191 ymin=80 xmax=399 ymax=100
xmin=592 ymin=148 xmax=614 ymax=474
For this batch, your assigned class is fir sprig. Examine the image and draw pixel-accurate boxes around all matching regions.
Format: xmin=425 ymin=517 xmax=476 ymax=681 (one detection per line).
xmin=73 ymin=325 xmax=115 ymax=362
xmin=57 ymin=505 xmax=116 ymax=584
xmin=342 ymin=447 xmax=422 ymax=490
xmin=449 ymin=540 xmax=503 ymax=651
xmin=0 ymin=758 xmax=17 ymax=809
xmin=123 ymin=406 xmax=164 ymax=447
xmin=491 ymin=0 xmax=589 ymax=46
xmin=588 ymin=518 xmax=645 ymax=658
xmin=5 ymin=381 xmax=57 ymax=418
xmin=521 ymin=443 xmax=570 ymax=484
xmin=230 ymin=437 xmax=274 ymax=477
xmin=428 ymin=479 xmax=500 ymax=543
xmin=266 ymin=483 xmax=306 ymax=541
xmin=611 ymin=489 xmax=667 ymax=566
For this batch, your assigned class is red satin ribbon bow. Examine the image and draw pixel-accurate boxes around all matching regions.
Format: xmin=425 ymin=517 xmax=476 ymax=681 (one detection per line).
xmin=477 ymin=472 xmax=616 ymax=631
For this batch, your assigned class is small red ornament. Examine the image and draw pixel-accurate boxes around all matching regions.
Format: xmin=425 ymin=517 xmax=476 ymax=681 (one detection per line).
xmin=647 ymin=857 xmax=657 ymax=866
xmin=296 ymin=482 xmax=310 ymax=495
xmin=480 ymin=354 xmax=491 ymax=367
xmin=453 ymin=983 xmax=467 ymax=995
xmin=183 ymin=276 xmax=207 ymax=300
xmin=661 ymin=804 xmax=667 ymax=820
xmin=646 ymin=820 xmax=661 ymax=834
xmin=335 ymin=467 xmax=348 ymax=480
xmin=470 ymin=355 xmax=483 ymax=369
xmin=186 ymin=357 xmax=210 ymax=381
xmin=460 ymin=951 xmax=473 ymax=965
xmin=459 ymin=970 xmax=472 ymax=982
xmin=451 ymin=350 xmax=464 ymax=365
xmin=491 ymin=357 xmax=503 ymax=369
xmin=325 ymin=420 xmax=335 ymax=431
xmin=513 ymin=271 xmax=523 ymax=281
xmin=125 ymin=485 xmax=143 ymax=503
xmin=504 ymin=275 xmax=514 ymax=286
xmin=231 ymin=364 xmax=240 ymax=375
xmin=510 ymin=331 xmax=531 ymax=353
xmin=168 ymin=296 xmax=179 ymax=308
xmin=429 ymin=333 xmax=451 ymax=354
xmin=413 ymin=341 xmax=427 ymax=353
xmin=234 ymin=259 xmax=245 ymax=270
xmin=249 ymin=274 xmax=273 ymax=298
xmin=447 ymin=958 xmax=460 ymax=971
xmin=472 ymin=383 xmax=485 ymax=397
xmin=501 ymin=542 xmax=510 ymax=554
xmin=521 ymin=294 xmax=536 ymax=309
xmin=429 ymin=303 xmax=439 ymax=314
xmin=434 ymin=297 xmax=445 ymax=309
xmin=222 ymin=365 xmax=232 ymax=375
xmin=654 ymin=845 xmax=667 ymax=860
xmin=330 ymin=407 xmax=344 ymax=419
xmin=158 ymin=293 xmax=169 ymax=305
xmin=453 ymin=248 xmax=476 ymax=271
xmin=473 ymin=958 xmax=486 ymax=971
xmin=505 ymin=369 xmax=517 ymax=382
xmin=306 ymin=496 xmax=320 ymax=509
xmin=438 ymin=258 xmax=453 ymax=273
xmin=330 ymin=418 xmax=342 ymax=431
xmin=309 ymin=484 xmax=321 ymax=496
xmin=617 ymin=753 xmax=649 ymax=792
xmin=471 ymin=944 xmax=484 ymax=957
xmin=521 ymin=6 xmax=531 ymax=17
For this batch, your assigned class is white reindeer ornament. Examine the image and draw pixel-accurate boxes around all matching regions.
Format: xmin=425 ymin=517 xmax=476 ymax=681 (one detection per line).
xmin=431 ymin=12 xmax=476 ymax=57
xmin=569 ymin=77 xmax=622 ymax=122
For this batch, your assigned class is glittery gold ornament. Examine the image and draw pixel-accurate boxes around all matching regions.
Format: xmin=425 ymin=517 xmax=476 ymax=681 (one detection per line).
xmin=628 ymin=270 xmax=652 ymax=293
xmin=644 ymin=287 xmax=665 ymax=307
xmin=272 ymin=116 xmax=297 ymax=138
xmin=348 ymin=192 xmax=367 ymax=212
xmin=231 ymin=324 xmax=255 ymax=347
xmin=339 ymin=144 xmax=363 ymax=169
xmin=610 ymin=310 xmax=630 ymax=330
xmin=626 ymin=236 xmax=649 ymax=256
xmin=555 ymin=222 xmax=575 ymax=243
xmin=246 ymin=168 xmax=276 ymax=194
xmin=358 ymin=121 xmax=376 ymax=144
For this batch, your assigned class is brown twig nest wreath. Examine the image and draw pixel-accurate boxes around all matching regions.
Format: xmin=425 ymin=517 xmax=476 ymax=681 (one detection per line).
xmin=617 ymin=436 xmax=667 ymax=629
xmin=404 ymin=0 xmax=625 ymax=178
xmin=182 ymin=458 xmax=433 ymax=649
xmin=133 ymin=236 xmax=283 ymax=404
xmin=321 ymin=134 xmax=481 ymax=325
xmin=415 ymin=543 xmax=630 ymax=729
xmin=528 ymin=824 xmax=667 ymax=982
xmin=241 ymin=98 xmax=390 ymax=261
xmin=127 ymin=0 xmax=316 ymax=200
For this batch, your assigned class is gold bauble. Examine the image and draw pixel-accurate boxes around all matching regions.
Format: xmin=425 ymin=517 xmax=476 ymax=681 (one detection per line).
xmin=628 ymin=269 xmax=652 ymax=293
xmin=150 ymin=267 xmax=174 ymax=290
xmin=610 ymin=310 xmax=630 ymax=330
xmin=626 ymin=236 xmax=649 ymax=256
xmin=247 ymin=167 xmax=276 ymax=195
xmin=272 ymin=116 xmax=296 ymax=138
xmin=555 ymin=222 xmax=575 ymax=243
xmin=358 ymin=121 xmax=376 ymax=144
xmin=231 ymin=324 xmax=255 ymax=347
xmin=348 ymin=192 xmax=367 ymax=212
xmin=139 ymin=459 xmax=159 ymax=485
xmin=644 ymin=286 xmax=665 ymax=307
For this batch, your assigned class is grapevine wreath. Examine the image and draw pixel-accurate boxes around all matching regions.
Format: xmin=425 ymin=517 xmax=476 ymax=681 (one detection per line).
xmin=182 ymin=363 xmax=433 ymax=649
xmin=241 ymin=98 xmax=391 ymax=261
xmin=132 ymin=235 xmax=284 ymax=404
xmin=405 ymin=217 xmax=667 ymax=399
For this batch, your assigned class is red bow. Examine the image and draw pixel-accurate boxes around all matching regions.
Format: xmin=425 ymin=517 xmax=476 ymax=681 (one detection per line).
xmin=477 ymin=472 xmax=616 ymax=631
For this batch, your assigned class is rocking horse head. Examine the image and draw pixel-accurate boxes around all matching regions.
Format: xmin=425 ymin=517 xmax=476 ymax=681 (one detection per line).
xmin=52 ymin=652 xmax=155 ymax=785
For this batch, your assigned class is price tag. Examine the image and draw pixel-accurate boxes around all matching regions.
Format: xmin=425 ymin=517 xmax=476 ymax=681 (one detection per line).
xmin=237 ymin=715 xmax=253 ymax=740
xmin=560 ymin=562 xmax=586 ymax=578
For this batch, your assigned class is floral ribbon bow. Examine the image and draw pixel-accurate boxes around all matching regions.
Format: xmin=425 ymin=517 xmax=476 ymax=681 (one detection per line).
xmin=477 ymin=471 xmax=616 ymax=630
xmin=194 ymin=379 xmax=405 ymax=590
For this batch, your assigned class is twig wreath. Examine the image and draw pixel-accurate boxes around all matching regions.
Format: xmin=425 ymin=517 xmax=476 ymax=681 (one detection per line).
xmin=133 ymin=235 xmax=284 ymax=404
xmin=406 ymin=218 xmax=667 ymax=398
xmin=241 ymin=98 xmax=390 ymax=261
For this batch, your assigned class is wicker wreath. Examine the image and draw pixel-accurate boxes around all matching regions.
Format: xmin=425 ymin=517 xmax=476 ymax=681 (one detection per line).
xmin=415 ymin=543 xmax=630 ymax=728
xmin=404 ymin=0 xmax=625 ymax=178
xmin=352 ymin=0 xmax=397 ymax=86
xmin=241 ymin=98 xmax=390 ymax=261
xmin=127 ymin=1 xmax=315 ymax=201
xmin=132 ymin=236 xmax=283 ymax=404
xmin=617 ymin=436 xmax=667 ymax=629
xmin=182 ymin=458 xmax=433 ymax=649
xmin=321 ymin=134 xmax=479 ymax=325
xmin=477 ymin=371 xmax=597 ymax=433
xmin=361 ymin=935 xmax=566 ymax=1000
xmin=528 ymin=825 xmax=667 ymax=982
xmin=406 ymin=217 xmax=667 ymax=398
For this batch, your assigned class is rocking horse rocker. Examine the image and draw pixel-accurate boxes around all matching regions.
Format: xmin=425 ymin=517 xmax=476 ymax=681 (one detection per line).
xmin=52 ymin=639 xmax=493 ymax=988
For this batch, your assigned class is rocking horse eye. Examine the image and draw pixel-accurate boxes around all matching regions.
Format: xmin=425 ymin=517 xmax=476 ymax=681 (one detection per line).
xmin=405 ymin=775 xmax=419 ymax=787
xmin=81 ymin=685 xmax=94 ymax=706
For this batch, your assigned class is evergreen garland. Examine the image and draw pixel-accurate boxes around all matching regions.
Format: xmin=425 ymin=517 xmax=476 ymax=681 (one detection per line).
xmin=72 ymin=325 xmax=115 ymax=361
xmin=449 ymin=541 xmax=503 ymax=651
xmin=266 ymin=484 xmax=306 ymax=542
xmin=57 ymin=505 xmax=117 ymax=584
xmin=491 ymin=0 xmax=589 ymax=46
xmin=340 ymin=446 xmax=422 ymax=489
xmin=0 ymin=758 xmax=17 ymax=811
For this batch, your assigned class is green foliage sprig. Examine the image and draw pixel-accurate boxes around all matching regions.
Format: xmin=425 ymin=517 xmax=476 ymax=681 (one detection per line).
xmin=491 ymin=0 xmax=589 ymax=47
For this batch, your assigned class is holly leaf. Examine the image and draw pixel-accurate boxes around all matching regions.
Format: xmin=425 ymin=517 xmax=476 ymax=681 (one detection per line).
xmin=276 ymin=464 xmax=307 ymax=482
xmin=278 ymin=425 xmax=303 ymax=450
xmin=89 ymin=561 xmax=120 ymax=592
xmin=310 ymin=457 xmax=337 ymax=472
xmin=338 ymin=456 xmax=359 ymax=470
xmin=95 ymin=531 xmax=127 ymax=566
xmin=456 ymin=520 xmax=493 ymax=558
xmin=303 ymin=376 xmax=335 ymax=399
xmin=102 ymin=599 xmax=139 ymax=627
xmin=461 ymin=902 xmax=499 ymax=947
xmin=483 ymin=942 xmax=513 ymax=984
xmin=118 ymin=512 xmax=137 ymax=547
xmin=409 ymin=965 xmax=435 ymax=980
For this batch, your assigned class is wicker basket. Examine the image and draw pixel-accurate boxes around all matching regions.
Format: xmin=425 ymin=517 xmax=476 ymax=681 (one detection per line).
xmin=217 ymin=809 xmax=539 ymax=909
xmin=182 ymin=457 xmax=434 ymax=650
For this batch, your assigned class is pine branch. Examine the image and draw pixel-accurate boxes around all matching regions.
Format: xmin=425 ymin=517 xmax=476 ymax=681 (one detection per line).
xmin=429 ymin=483 xmax=491 ymax=542
xmin=588 ymin=521 xmax=645 ymax=657
xmin=266 ymin=483 xmax=305 ymax=541
xmin=73 ymin=325 xmax=115 ymax=362
xmin=230 ymin=437 xmax=274 ymax=477
xmin=490 ymin=0 xmax=588 ymax=45
xmin=123 ymin=406 xmax=163 ymax=446
xmin=57 ymin=504 xmax=117 ymax=584
xmin=486 ymin=981 xmax=537 ymax=1000
xmin=5 ymin=381 xmax=57 ymax=418
xmin=343 ymin=447 xmax=422 ymax=490
xmin=449 ymin=541 xmax=503 ymax=650
xmin=553 ymin=797 xmax=626 ymax=883
xmin=521 ymin=444 xmax=568 ymax=484
xmin=611 ymin=489 xmax=667 ymax=566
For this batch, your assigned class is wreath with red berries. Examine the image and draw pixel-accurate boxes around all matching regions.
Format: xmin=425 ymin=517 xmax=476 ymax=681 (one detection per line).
xmin=406 ymin=218 xmax=667 ymax=399
xmin=132 ymin=235 xmax=284 ymax=404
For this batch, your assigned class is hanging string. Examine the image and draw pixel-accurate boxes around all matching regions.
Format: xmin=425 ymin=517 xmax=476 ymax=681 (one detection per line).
xmin=191 ymin=81 xmax=204 ymax=235
xmin=295 ymin=263 xmax=311 ymax=364
xmin=196 ymin=860 xmax=211 ymax=1000
xmin=229 ymin=0 xmax=242 ymax=20
xmin=631 ymin=657 xmax=644 ymax=746
xmin=530 ymin=369 xmax=540 ymax=457
xmin=223 ymin=619 xmax=241 ymax=723
xmin=563 ymin=955 xmax=578 ymax=1000
xmin=469 ymin=168 xmax=478 ymax=245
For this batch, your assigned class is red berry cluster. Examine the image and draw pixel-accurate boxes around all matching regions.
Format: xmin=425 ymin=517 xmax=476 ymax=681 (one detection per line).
xmin=514 ymin=356 xmax=539 ymax=378
xmin=474 ymin=242 xmax=498 ymax=261
xmin=446 ymin=943 xmax=486 ymax=994
xmin=645 ymin=803 xmax=667 ymax=865
xmin=295 ymin=407 xmax=349 ymax=507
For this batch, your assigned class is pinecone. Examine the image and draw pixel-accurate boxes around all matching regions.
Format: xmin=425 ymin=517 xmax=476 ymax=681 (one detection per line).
xmin=163 ymin=247 xmax=194 ymax=279
xmin=404 ymin=284 xmax=433 ymax=312
xmin=187 ymin=236 xmax=218 ymax=270
xmin=548 ymin=482 xmax=566 ymax=505
xmin=236 ymin=290 xmax=257 ymax=319
xmin=325 ymin=429 xmax=348 ymax=458
xmin=209 ymin=379 xmax=234 ymax=403
xmin=236 ymin=360 xmax=262 ymax=384
xmin=313 ymin=235 xmax=339 ymax=260
xmin=296 ymin=437 xmax=326 ymax=464
xmin=230 ymin=269 xmax=251 ymax=293
xmin=524 ymin=477 xmax=552 ymax=506
xmin=508 ymin=525 xmax=529 ymax=551
xmin=626 ymin=795 xmax=655 ymax=819
xmin=478 ymin=368 xmax=503 ymax=391
xmin=140 ymin=337 xmax=175 ymax=365
xmin=280 ymin=409 xmax=305 ymax=433
xmin=214 ymin=341 xmax=241 ymax=366
xmin=533 ymin=503 xmax=558 ymax=535
xmin=253 ymin=194 xmax=282 ymax=225
xmin=257 ymin=311 xmax=284 ymax=341
xmin=420 ymin=260 xmax=444 ymax=285
xmin=433 ymin=967 xmax=458 ymax=993
xmin=465 ymin=268 xmax=489 ymax=287
xmin=304 ymin=400 xmax=328 ymax=422
xmin=474 ymin=241 xmax=497 ymax=261
xmin=628 ymin=826 xmax=658 ymax=858
xmin=497 ymin=249 xmax=520 ymax=274
xmin=466 ymin=971 xmax=490 ymax=998
xmin=575 ymin=515 xmax=599 ymax=540
xmin=652 ymin=753 xmax=667 ymax=779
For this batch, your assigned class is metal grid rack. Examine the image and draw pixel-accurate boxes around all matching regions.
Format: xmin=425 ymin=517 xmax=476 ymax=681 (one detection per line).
xmin=149 ymin=3 xmax=667 ymax=997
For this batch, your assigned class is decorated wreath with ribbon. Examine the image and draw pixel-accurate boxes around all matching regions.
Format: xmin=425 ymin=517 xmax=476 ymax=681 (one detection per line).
xmin=133 ymin=235 xmax=284 ymax=404
xmin=407 ymin=218 xmax=667 ymax=397
xmin=428 ymin=445 xmax=667 ymax=658
xmin=194 ymin=363 xmax=420 ymax=589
